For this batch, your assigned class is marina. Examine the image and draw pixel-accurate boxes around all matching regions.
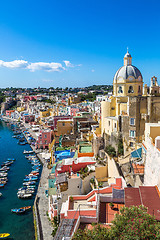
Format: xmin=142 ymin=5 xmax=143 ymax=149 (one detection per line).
xmin=0 ymin=120 xmax=41 ymax=240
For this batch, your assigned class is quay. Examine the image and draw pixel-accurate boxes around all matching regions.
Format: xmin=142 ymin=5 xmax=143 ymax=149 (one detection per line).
xmin=23 ymin=123 xmax=54 ymax=240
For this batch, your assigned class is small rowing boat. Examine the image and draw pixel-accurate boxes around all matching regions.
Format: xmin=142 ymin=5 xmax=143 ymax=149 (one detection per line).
xmin=11 ymin=208 xmax=25 ymax=214
xmin=0 ymin=233 xmax=10 ymax=239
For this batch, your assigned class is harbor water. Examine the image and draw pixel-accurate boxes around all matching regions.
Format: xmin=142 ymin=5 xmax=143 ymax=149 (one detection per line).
xmin=0 ymin=120 xmax=39 ymax=239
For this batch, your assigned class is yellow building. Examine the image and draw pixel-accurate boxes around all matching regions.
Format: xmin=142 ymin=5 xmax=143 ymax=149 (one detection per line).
xmin=40 ymin=109 xmax=52 ymax=118
xmin=101 ymin=50 xmax=160 ymax=151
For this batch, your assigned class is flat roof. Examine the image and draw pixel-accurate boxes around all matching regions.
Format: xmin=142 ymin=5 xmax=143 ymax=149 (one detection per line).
xmin=79 ymin=145 xmax=92 ymax=153
xmin=125 ymin=186 xmax=160 ymax=220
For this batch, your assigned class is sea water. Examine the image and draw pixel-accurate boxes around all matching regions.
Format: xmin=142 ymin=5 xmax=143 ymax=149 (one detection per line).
xmin=0 ymin=121 xmax=38 ymax=239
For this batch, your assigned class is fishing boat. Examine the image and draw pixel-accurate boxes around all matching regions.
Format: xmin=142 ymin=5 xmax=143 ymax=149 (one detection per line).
xmin=0 ymin=171 xmax=7 ymax=173
xmin=1 ymin=161 xmax=13 ymax=167
xmin=0 ymin=181 xmax=7 ymax=185
xmin=17 ymin=193 xmax=32 ymax=199
xmin=18 ymin=141 xmax=27 ymax=145
xmin=0 ymin=233 xmax=10 ymax=239
xmin=23 ymin=150 xmax=34 ymax=154
xmin=11 ymin=206 xmax=31 ymax=213
xmin=21 ymin=206 xmax=31 ymax=211
xmin=23 ymin=181 xmax=36 ymax=186
xmin=7 ymin=158 xmax=15 ymax=161
xmin=0 ymin=184 xmax=5 ymax=188
xmin=28 ymin=172 xmax=39 ymax=176
xmin=24 ymin=177 xmax=38 ymax=182
xmin=0 ymin=173 xmax=8 ymax=177
xmin=0 ymin=167 xmax=10 ymax=171
xmin=0 ymin=177 xmax=8 ymax=181
xmin=11 ymin=208 xmax=26 ymax=214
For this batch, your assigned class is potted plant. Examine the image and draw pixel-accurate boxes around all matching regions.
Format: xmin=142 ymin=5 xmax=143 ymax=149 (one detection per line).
xmin=70 ymin=196 xmax=74 ymax=202
xmin=109 ymin=202 xmax=114 ymax=209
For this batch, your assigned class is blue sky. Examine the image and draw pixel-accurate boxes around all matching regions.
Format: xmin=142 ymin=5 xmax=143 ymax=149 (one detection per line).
xmin=0 ymin=0 xmax=160 ymax=88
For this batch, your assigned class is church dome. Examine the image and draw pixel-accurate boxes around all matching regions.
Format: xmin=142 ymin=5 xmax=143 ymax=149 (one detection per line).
xmin=114 ymin=65 xmax=142 ymax=81
xmin=124 ymin=51 xmax=131 ymax=58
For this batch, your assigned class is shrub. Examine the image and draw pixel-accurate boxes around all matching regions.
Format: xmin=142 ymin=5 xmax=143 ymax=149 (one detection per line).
xmin=105 ymin=145 xmax=116 ymax=157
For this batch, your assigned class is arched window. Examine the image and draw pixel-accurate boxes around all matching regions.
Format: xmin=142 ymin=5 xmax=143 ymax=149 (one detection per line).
xmin=128 ymin=86 xmax=134 ymax=93
xmin=138 ymin=86 xmax=141 ymax=93
xmin=118 ymin=86 xmax=123 ymax=93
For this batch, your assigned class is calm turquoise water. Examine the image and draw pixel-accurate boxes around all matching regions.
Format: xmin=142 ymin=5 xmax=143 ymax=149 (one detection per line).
xmin=0 ymin=121 xmax=39 ymax=240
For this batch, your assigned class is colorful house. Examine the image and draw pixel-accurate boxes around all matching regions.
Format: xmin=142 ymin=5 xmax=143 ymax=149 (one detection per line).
xmin=57 ymin=119 xmax=73 ymax=136
xmin=52 ymin=178 xmax=124 ymax=239
xmin=56 ymin=156 xmax=96 ymax=174
xmin=36 ymin=130 xmax=52 ymax=149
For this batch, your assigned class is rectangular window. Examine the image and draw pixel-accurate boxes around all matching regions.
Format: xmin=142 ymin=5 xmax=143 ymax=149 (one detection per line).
xmin=129 ymin=130 xmax=136 ymax=138
xmin=114 ymin=123 xmax=116 ymax=128
xmin=130 ymin=142 xmax=134 ymax=147
xmin=108 ymin=121 xmax=110 ymax=126
xmin=62 ymin=123 xmax=65 ymax=126
xmin=44 ymin=134 xmax=47 ymax=138
xmin=130 ymin=118 xmax=135 ymax=125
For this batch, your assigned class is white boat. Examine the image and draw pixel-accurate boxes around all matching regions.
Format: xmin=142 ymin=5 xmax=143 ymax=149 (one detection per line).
xmin=17 ymin=193 xmax=32 ymax=199
xmin=0 ymin=173 xmax=8 ymax=177
xmin=0 ymin=192 xmax=2 ymax=197
xmin=23 ymin=150 xmax=34 ymax=154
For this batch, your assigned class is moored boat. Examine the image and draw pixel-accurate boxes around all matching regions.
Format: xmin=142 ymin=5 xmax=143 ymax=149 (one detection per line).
xmin=21 ymin=206 xmax=31 ymax=211
xmin=11 ymin=208 xmax=25 ymax=214
xmin=0 ymin=233 xmax=10 ymax=239
xmin=7 ymin=158 xmax=15 ymax=161
xmin=17 ymin=193 xmax=32 ymax=199
xmin=23 ymin=150 xmax=34 ymax=154
xmin=0 ymin=184 xmax=5 ymax=188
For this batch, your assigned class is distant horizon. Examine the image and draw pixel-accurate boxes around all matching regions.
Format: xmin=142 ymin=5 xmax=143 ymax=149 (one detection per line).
xmin=0 ymin=0 xmax=160 ymax=88
xmin=0 ymin=84 xmax=113 ymax=90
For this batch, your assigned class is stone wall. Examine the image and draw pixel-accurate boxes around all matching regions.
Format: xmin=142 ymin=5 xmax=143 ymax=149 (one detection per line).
xmin=144 ymin=137 xmax=160 ymax=188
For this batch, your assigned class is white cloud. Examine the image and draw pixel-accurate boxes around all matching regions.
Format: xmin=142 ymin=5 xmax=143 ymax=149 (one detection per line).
xmin=63 ymin=60 xmax=74 ymax=67
xmin=0 ymin=59 xmax=68 ymax=72
xmin=0 ymin=59 xmax=81 ymax=72
xmin=91 ymin=69 xmax=95 ymax=72
xmin=0 ymin=60 xmax=28 ymax=69
xmin=27 ymin=62 xmax=65 ymax=72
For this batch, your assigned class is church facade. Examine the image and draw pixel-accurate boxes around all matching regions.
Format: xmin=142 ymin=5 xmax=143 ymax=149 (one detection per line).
xmin=101 ymin=51 xmax=160 ymax=152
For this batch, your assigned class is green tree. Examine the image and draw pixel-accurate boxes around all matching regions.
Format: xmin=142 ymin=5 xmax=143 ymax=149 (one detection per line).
xmin=73 ymin=206 xmax=160 ymax=240
xmin=109 ymin=205 xmax=160 ymax=239
xmin=72 ymin=224 xmax=109 ymax=240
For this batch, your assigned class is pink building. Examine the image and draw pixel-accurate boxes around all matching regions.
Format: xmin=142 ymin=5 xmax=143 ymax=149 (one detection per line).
xmin=24 ymin=96 xmax=37 ymax=101
xmin=36 ymin=130 xmax=52 ymax=149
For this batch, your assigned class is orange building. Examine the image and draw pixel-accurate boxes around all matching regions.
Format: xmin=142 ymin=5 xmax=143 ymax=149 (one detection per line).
xmin=57 ymin=119 xmax=73 ymax=136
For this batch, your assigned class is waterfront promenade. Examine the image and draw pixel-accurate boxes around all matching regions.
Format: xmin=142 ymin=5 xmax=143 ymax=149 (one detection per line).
xmin=23 ymin=123 xmax=54 ymax=239
xmin=36 ymin=154 xmax=53 ymax=240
